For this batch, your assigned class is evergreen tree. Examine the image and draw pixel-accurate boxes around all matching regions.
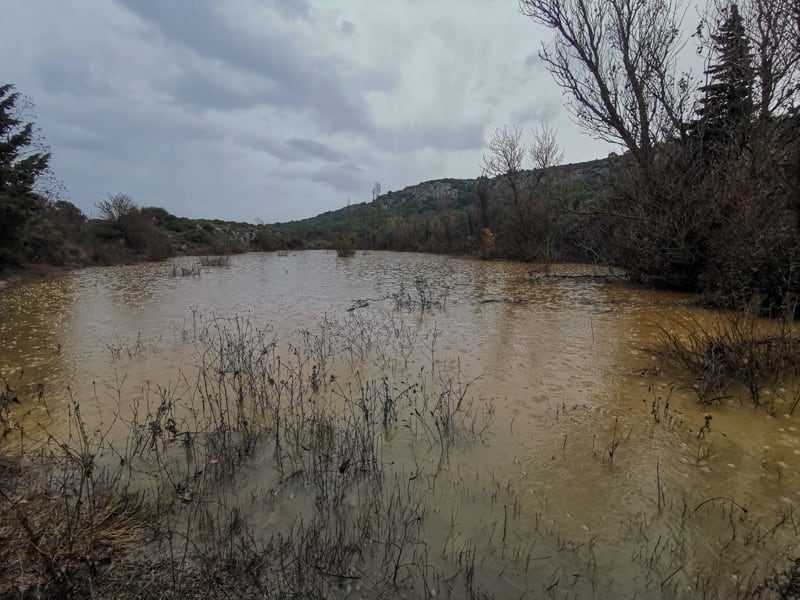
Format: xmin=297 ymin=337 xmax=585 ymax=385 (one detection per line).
xmin=0 ymin=84 xmax=53 ymax=266
xmin=693 ymin=3 xmax=756 ymax=152
xmin=0 ymin=84 xmax=50 ymax=196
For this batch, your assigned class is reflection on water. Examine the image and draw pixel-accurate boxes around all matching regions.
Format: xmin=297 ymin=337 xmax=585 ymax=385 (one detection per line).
xmin=1 ymin=250 xmax=798 ymax=597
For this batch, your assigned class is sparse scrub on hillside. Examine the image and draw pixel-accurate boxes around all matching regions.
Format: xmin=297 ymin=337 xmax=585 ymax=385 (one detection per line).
xmin=251 ymin=223 xmax=297 ymax=252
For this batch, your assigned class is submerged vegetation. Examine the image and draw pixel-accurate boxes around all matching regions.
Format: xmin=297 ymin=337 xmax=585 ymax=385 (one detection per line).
xmin=2 ymin=308 xmax=798 ymax=598
xmin=333 ymin=233 xmax=356 ymax=258
xmin=1 ymin=0 xmax=799 ymax=595
xmin=0 ymin=312 xmax=497 ymax=598
xmin=390 ymin=276 xmax=450 ymax=312
xmin=653 ymin=310 xmax=800 ymax=407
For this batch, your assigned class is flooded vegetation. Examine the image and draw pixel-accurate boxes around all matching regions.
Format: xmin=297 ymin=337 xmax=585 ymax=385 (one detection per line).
xmin=1 ymin=251 xmax=799 ymax=598
xmin=2 ymin=0 xmax=798 ymax=595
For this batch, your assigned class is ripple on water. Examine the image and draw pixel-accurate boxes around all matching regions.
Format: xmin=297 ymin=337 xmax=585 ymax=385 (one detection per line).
xmin=1 ymin=252 xmax=797 ymax=596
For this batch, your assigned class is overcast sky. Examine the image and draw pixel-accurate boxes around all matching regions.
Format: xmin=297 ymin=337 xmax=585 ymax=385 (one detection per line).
xmin=1 ymin=0 xmax=624 ymax=223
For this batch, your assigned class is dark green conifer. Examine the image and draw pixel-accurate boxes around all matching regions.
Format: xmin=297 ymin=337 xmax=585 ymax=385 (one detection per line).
xmin=0 ymin=84 xmax=53 ymax=266
xmin=692 ymin=3 xmax=756 ymax=152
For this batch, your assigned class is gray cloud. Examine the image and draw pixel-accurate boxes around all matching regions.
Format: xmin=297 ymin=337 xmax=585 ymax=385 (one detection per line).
xmin=1 ymin=0 xmax=619 ymax=223
xmin=274 ymin=0 xmax=313 ymax=21
xmin=286 ymin=139 xmax=347 ymax=163
xmin=36 ymin=56 xmax=104 ymax=98
xmin=375 ymin=123 xmax=486 ymax=153
xmin=239 ymin=136 xmax=348 ymax=165
xmin=114 ymin=0 xmax=379 ymax=133
xmin=307 ymin=161 xmax=366 ymax=193
xmin=524 ymin=53 xmax=543 ymax=69
xmin=238 ymin=136 xmax=300 ymax=162
xmin=510 ymin=102 xmax=560 ymax=125
xmin=165 ymin=60 xmax=272 ymax=111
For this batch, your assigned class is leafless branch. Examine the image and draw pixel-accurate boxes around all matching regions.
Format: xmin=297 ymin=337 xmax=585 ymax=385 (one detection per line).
xmin=519 ymin=0 xmax=693 ymax=166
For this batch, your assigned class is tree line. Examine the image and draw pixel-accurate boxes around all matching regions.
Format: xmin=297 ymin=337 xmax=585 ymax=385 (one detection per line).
xmin=0 ymin=83 xmax=296 ymax=271
xmin=3 ymin=0 xmax=798 ymax=313
xmin=347 ymin=0 xmax=799 ymax=314
xmin=518 ymin=0 xmax=800 ymax=313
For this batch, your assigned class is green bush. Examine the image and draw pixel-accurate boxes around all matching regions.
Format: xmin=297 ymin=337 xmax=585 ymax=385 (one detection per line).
xmin=183 ymin=227 xmax=213 ymax=245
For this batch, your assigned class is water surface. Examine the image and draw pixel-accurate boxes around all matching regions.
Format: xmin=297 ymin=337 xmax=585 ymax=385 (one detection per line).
xmin=1 ymin=251 xmax=797 ymax=597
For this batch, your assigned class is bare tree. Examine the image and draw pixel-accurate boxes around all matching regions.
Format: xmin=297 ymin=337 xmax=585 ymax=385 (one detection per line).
xmin=96 ymin=193 xmax=137 ymax=226
xmin=519 ymin=0 xmax=693 ymax=167
xmin=481 ymin=126 xmax=525 ymax=207
xmin=481 ymin=125 xmax=564 ymax=260
xmin=525 ymin=123 xmax=564 ymax=220
xmin=520 ymin=0 xmax=800 ymax=307
xmin=481 ymin=123 xmax=563 ymax=188
xmin=372 ymin=181 xmax=381 ymax=201
xmin=481 ymin=126 xmax=525 ymax=176
xmin=743 ymin=0 xmax=800 ymax=119
xmin=529 ymin=123 xmax=564 ymax=171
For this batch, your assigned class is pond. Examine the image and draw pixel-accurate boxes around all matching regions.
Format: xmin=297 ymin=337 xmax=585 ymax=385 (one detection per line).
xmin=1 ymin=251 xmax=797 ymax=598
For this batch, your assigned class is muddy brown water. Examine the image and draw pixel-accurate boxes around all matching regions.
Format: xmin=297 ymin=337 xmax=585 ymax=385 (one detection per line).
xmin=1 ymin=251 xmax=798 ymax=598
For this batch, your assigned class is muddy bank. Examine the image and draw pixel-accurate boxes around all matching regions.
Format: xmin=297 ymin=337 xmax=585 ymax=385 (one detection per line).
xmin=0 ymin=263 xmax=78 ymax=291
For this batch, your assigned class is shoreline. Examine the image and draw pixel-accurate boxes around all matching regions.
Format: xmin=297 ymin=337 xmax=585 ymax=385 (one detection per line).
xmin=0 ymin=263 xmax=79 ymax=291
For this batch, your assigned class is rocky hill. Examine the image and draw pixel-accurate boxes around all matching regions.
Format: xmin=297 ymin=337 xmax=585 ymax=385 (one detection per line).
xmin=270 ymin=156 xmax=613 ymax=243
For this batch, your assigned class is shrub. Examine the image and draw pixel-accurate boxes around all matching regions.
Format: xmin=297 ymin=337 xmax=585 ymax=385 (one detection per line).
xmin=334 ymin=234 xmax=355 ymax=257
xmin=653 ymin=310 xmax=800 ymax=405
xmin=252 ymin=225 xmax=288 ymax=251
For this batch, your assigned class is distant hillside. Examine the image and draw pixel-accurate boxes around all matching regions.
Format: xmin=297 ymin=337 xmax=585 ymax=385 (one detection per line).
xmin=270 ymin=156 xmax=614 ymax=246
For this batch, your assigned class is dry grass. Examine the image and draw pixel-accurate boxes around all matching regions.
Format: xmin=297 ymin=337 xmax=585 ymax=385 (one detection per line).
xmin=0 ymin=453 xmax=155 ymax=598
